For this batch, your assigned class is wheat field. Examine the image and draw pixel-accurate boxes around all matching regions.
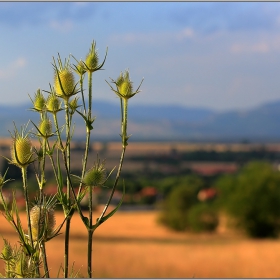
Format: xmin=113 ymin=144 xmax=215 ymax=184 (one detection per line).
xmin=1 ymin=209 xmax=280 ymax=278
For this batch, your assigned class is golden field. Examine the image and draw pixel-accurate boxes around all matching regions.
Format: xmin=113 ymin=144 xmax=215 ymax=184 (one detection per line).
xmin=1 ymin=210 xmax=280 ymax=278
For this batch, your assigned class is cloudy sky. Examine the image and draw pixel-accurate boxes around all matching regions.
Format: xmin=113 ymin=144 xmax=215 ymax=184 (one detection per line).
xmin=1 ymin=2 xmax=280 ymax=112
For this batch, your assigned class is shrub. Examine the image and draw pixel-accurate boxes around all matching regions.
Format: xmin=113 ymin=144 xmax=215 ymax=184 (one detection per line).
xmin=187 ymin=203 xmax=219 ymax=232
xmin=158 ymin=175 xmax=203 ymax=231
xmin=216 ymin=161 xmax=280 ymax=238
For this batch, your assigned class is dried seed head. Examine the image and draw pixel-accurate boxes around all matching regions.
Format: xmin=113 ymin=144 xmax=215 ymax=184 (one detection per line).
xmin=54 ymin=68 xmax=76 ymax=99
xmin=11 ymin=137 xmax=34 ymax=168
xmin=30 ymin=205 xmax=56 ymax=241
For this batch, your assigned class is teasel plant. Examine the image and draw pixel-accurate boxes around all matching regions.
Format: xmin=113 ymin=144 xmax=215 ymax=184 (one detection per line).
xmin=0 ymin=39 xmax=143 ymax=278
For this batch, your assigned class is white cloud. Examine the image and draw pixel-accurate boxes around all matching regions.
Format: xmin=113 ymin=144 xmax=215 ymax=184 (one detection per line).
xmin=0 ymin=58 xmax=27 ymax=79
xmin=109 ymin=28 xmax=195 ymax=46
xmin=49 ymin=19 xmax=73 ymax=32
xmin=176 ymin=28 xmax=194 ymax=40
xmin=229 ymin=33 xmax=280 ymax=54
xmin=230 ymin=42 xmax=270 ymax=54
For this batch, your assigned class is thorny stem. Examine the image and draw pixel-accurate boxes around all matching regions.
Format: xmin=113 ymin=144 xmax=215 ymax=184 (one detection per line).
xmin=22 ymin=167 xmax=40 ymax=277
xmin=21 ymin=167 xmax=34 ymax=250
xmin=87 ymin=186 xmax=94 ymax=278
xmin=52 ymin=103 xmax=73 ymax=278
xmin=79 ymin=74 xmax=86 ymax=116
xmin=87 ymin=229 xmax=94 ymax=278
xmin=41 ymin=242 xmax=50 ymax=278
xmin=85 ymin=71 xmax=94 ymax=278
xmin=46 ymin=140 xmax=59 ymax=186
xmin=78 ymin=72 xmax=92 ymax=196
xmin=64 ymin=100 xmax=72 ymax=279
xmin=98 ymin=146 xmax=126 ymax=222
xmin=98 ymin=97 xmax=128 ymax=222
xmin=52 ymin=110 xmax=84 ymax=220
xmin=88 ymin=72 xmax=93 ymax=119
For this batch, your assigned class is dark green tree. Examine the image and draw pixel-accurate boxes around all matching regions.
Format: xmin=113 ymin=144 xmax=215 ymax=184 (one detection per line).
xmin=216 ymin=161 xmax=280 ymax=238
xmin=158 ymin=175 xmax=204 ymax=231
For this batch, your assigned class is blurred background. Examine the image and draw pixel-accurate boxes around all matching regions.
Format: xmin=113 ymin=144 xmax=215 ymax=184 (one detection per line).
xmin=2 ymin=1 xmax=280 ymax=278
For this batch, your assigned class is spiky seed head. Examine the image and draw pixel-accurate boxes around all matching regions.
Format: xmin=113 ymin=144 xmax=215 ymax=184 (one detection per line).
xmin=112 ymin=70 xmax=137 ymax=100
xmin=83 ymin=161 xmax=106 ymax=188
xmin=30 ymin=205 xmax=56 ymax=241
xmin=85 ymin=41 xmax=99 ymax=72
xmin=75 ymin=60 xmax=86 ymax=75
xmin=69 ymin=97 xmax=79 ymax=115
xmin=38 ymin=118 xmax=52 ymax=138
xmin=46 ymin=94 xmax=61 ymax=113
xmin=33 ymin=90 xmax=46 ymax=112
xmin=1 ymin=239 xmax=13 ymax=261
xmin=119 ymin=81 xmax=133 ymax=97
xmin=11 ymin=137 xmax=34 ymax=168
xmin=54 ymin=68 xmax=76 ymax=99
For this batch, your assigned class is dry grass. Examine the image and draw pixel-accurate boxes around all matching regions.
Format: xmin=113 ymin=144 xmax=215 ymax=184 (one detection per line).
xmin=1 ymin=210 xmax=280 ymax=278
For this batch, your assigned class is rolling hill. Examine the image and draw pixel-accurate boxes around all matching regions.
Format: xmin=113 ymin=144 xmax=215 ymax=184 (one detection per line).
xmin=1 ymin=99 xmax=280 ymax=142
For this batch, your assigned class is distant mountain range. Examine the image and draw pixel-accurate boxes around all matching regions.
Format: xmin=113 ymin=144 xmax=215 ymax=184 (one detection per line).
xmin=1 ymin=99 xmax=280 ymax=142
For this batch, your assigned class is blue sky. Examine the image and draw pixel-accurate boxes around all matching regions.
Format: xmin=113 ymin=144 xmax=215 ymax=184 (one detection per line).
xmin=1 ymin=2 xmax=280 ymax=112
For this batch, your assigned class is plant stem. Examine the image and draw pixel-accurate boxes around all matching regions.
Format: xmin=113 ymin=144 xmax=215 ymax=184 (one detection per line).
xmin=98 ymin=146 xmax=126 ymax=221
xmin=22 ymin=167 xmax=40 ymax=277
xmin=88 ymin=72 xmax=92 ymax=119
xmin=78 ymin=72 xmax=92 ymax=196
xmin=21 ymin=167 xmax=34 ymax=250
xmin=64 ymin=100 xmax=71 ymax=279
xmin=87 ymin=185 xmax=94 ymax=278
xmin=99 ymin=97 xmax=128 ymax=221
xmin=41 ymin=242 xmax=50 ymax=278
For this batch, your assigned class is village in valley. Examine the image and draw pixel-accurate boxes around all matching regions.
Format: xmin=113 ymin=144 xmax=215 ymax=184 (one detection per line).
xmin=1 ymin=137 xmax=280 ymax=210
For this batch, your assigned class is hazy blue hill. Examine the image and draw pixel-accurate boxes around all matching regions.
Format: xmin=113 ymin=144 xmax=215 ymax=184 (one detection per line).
xmin=1 ymin=99 xmax=280 ymax=141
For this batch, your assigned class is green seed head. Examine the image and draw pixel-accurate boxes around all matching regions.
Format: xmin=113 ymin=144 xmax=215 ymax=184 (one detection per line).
xmin=69 ymin=97 xmax=79 ymax=115
xmin=113 ymin=70 xmax=138 ymax=99
xmin=85 ymin=41 xmax=99 ymax=72
xmin=119 ymin=81 xmax=133 ymax=97
xmin=54 ymin=68 xmax=76 ymax=98
xmin=39 ymin=118 xmax=52 ymax=138
xmin=75 ymin=60 xmax=87 ymax=76
xmin=83 ymin=161 xmax=106 ymax=188
xmin=46 ymin=94 xmax=61 ymax=113
xmin=11 ymin=137 xmax=34 ymax=168
xmin=33 ymin=90 xmax=46 ymax=112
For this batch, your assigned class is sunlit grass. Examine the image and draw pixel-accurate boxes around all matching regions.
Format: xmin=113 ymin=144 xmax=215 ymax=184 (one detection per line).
xmin=1 ymin=210 xmax=280 ymax=278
